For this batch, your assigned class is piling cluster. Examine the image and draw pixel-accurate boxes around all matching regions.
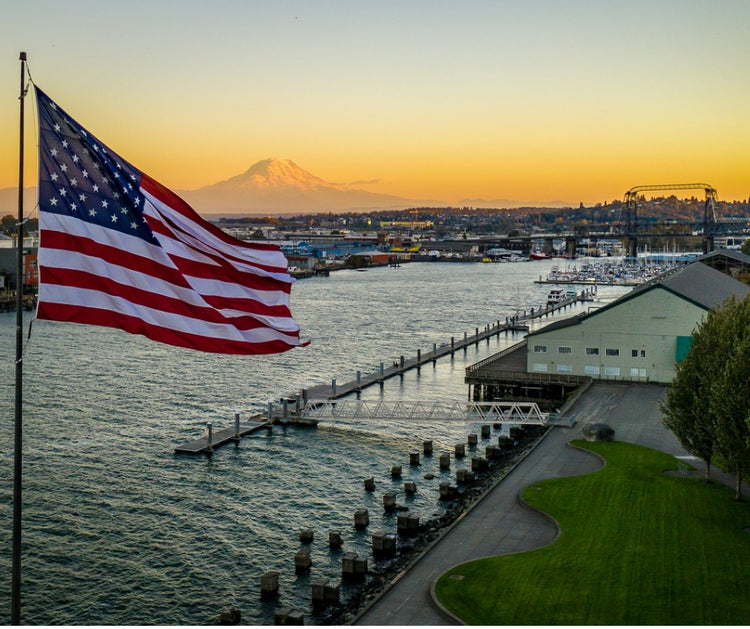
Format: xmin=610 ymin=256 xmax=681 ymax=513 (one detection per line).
xmin=252 ymin=421 xmax=546 ymax=625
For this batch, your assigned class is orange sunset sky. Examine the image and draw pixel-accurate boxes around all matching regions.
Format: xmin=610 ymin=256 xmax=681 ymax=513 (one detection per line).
xmin=1 ymin=0 xmax=749 ymax=207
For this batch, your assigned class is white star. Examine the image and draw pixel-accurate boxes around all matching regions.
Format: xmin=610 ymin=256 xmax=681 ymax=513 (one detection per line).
xmin=131 ymin=222 xmax=138 ymax=230
xmin=93 ymin=143 xmax=99 ymax=152
xmin=92 ymin=184 xmax=99 ymax=192
xmin=50 ymin=173 xmax=59 ymax=182
xmin=70 ymin=203 xmax=77 ymax=212
xmin=120 ymin=207 xmax=128 ymax=214
xmin=50 ymin=148 xmax=58 ymax=157
xmin=101 ymin=200 xmax=109 ymax=208
xmin=53 ymin=123 xmax=61 ymax=132
xmin=111 ymin=214 xmax=118 ymax=223
xmin=89 ymin=209 xmax=97 ymax=217
xmin=93 ymin=163 xmax=100 ymax=170
xmin=61 ymin=140 xmax=69 ymax=148
xmin=72 ymin=154 xmax=80 ymax=163
xmin=59 ymin=188 xmax=66 ymax=197
xmin=49 ymin=197 xmax=58 ymax=206
xmin=70 ymin=178 xmax=78 ymax=186
xmin=113 ymin=192 xmax=120 ymax=199
xmin=60 ymin=164 xmax=67 ymax=172
xmin=82 ymin=169 xmax=89 ymax=178
xmin=79 ymin=193 xmax=86 ymax=202
xmin=133 ymin=197 xmax=141 ymax=207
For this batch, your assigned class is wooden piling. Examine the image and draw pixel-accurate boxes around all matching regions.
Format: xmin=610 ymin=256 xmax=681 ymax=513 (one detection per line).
xmin=260 ymin=571 xmax=280 ymax=599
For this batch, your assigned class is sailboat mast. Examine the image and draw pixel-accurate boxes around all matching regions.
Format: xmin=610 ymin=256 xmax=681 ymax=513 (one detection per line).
xmin=12 ymin=50 xmax=27 ymax=626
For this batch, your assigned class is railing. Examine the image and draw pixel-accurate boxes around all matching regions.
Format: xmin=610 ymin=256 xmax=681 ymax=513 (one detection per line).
xmin=465 ymin=340 xmax=527 ymax=375
xmin=301 ymin=399 xmax=550 ymax=424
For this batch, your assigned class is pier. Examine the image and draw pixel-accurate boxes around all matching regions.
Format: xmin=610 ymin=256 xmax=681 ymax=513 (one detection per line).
xmin=175 ymin=289 xmax=592 ymax=454
xmin=300 ymin=288 xmax=593 ymax=401
xmin=174 ymin=415 xmax=272 ymax=454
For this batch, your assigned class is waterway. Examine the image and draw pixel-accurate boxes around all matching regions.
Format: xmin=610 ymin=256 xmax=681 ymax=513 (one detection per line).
xmin=0 ymin=259 xmax=629 ymax=625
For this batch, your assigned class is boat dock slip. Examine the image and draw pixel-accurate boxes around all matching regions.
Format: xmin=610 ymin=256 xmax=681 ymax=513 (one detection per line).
xmin=174 ymin=418 xmax=271 ymax=454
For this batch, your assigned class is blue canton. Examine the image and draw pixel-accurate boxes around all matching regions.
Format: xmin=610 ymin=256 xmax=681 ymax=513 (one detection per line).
xmin=37 ymin=88 xmax=160 ymax=246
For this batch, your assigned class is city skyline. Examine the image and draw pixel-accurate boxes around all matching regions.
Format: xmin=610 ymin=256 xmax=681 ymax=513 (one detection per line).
xmin=1 ymin=0 xmax=749 ymax=209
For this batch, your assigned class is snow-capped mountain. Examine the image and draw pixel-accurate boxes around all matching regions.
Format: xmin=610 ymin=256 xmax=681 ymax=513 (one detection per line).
xmin=180 ymin=158 xmax=416 ymax=214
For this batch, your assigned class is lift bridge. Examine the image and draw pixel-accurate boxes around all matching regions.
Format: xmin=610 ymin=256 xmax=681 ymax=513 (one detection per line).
xmin=300 ymin=399 xmax=559 ymax=425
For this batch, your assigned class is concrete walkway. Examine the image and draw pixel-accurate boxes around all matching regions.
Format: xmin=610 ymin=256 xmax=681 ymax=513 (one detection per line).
xmin=353 ymin=382 xmax=737 ymax=626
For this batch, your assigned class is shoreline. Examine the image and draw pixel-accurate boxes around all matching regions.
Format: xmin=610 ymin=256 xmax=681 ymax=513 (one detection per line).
xmin=313 ymin=424 xmax=549 ymax=625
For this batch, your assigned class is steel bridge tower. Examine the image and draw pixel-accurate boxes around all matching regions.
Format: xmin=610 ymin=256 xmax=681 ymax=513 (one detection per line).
xmin=623 ymin=183 xmax=718 ymax=257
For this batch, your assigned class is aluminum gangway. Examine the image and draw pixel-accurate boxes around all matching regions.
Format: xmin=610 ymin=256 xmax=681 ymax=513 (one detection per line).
xmin=300 ymin=399 xmax=551 ymax=424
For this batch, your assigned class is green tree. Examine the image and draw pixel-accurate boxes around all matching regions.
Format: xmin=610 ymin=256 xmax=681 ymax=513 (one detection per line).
xmin=661 ymin=352 xmax=715 ymax=480
xmin=741 ymin=238 xmax=750 ymax=256
xmin=708 ymin=297 xmax=750 ymax=500
xmin=661 ymin=295 xmax=750 ymax=497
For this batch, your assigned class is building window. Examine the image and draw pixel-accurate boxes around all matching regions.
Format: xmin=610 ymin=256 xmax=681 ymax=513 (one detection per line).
xmin=558 ymin=346 xmax=572 ymax=354
xmin=584 ymin=365 xmax=600 ymax=376
xmin=557 ymin=364 xmax=572 ymax=373
xmin=586 ymin=347 xmax=599 ymax=356
xmin=640 ymin=349 xmax=646 ymax=358
xmin=533 ymin=345 xmax=547 ymax=353
xmin=532 ymin=362 xmax=548 ymax=372
xmin=631 ymin=349 xmax=638 ymax=358
xmin=605 ymin=348 xmax=619 ymax=357
xmin=604 ymin=366 xmax=620 ymax=377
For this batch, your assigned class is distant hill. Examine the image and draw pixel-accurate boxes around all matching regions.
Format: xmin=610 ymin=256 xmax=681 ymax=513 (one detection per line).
xmin=179 ymin=158 xmax=422 ymax=214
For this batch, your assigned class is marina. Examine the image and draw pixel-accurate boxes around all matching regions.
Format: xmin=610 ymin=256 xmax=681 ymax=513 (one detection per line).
xmin=535 ymin=257 xmax=693 ymax=286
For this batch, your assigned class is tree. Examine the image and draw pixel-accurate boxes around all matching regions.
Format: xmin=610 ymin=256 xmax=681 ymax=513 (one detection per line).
xmin=708 ymin=297 xmax=750 ymax=500
xmin=661 ymin=295 xmax=750 ymax=497
xmin=661 ymin=351 xmax=715 ymax=480
xmin=741 ymin=238 xmax=750 ymax=256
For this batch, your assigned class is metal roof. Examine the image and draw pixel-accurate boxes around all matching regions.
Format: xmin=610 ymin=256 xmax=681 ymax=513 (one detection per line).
xmin=528 ymin=261 xmax=749 ymax=337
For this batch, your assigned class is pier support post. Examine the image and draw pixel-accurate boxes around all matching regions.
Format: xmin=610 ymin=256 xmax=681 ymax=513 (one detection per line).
xmin=451 ymin=337 xmax=455 ymax=354
xmin=331 ymin=378 xmax=337 ymax=396
xmin=417 ymin=349 xmax=421 ymax=364
xmin=283 ymin=399 xmax=288 ymax=419
xmin=234 ymin=413 xmax=240 ymax=439
xmin=206 ymin=421 xmax=213 ymax=453
xmin=356 ymin=371 xmax=361 ymax=387
xmin=379 ymin=362 xmax=384 ymax=379
xmin=432 ymin=343 xmax=437 ymax=364
xmin=260 ymin=571 xmax=280 ymax=599
xmin=267 ymin=402 xmax=273 ymax=421
xmin=295 ymin=395 xmax=301 ymax=414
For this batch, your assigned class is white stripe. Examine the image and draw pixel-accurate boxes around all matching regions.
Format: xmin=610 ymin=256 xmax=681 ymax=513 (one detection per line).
xmin=40 ymin=247 xmax=300 ymax=333
xmin=41 ymin=283 xmax=300 ymax=346
xmin=39 ymin=213 xmax=298 ymax=330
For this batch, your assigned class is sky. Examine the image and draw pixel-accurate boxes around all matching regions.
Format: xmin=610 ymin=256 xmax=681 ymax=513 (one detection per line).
xmin=1 ymin=0 xmax=749 ymax=207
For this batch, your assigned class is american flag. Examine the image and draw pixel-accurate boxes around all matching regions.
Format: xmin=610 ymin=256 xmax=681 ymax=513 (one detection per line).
xmin=35 ymin=87 xmax=305 ymax=354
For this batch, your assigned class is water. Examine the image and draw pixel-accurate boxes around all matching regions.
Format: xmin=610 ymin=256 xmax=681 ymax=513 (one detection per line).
xmin=0 ymin=259 xmax=629 ymax=625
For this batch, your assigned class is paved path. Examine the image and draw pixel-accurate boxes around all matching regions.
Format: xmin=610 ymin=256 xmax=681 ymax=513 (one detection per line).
xmin=353 ymin=382 xmax=733 ymax=626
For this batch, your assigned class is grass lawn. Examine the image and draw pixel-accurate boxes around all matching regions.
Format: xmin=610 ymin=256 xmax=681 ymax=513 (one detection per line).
xmin=434 ymin=440 xmax=750 ymax=625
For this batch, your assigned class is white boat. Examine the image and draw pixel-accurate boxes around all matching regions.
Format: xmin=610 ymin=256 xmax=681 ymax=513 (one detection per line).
xmin=547 ymin=289 xmax=564 ymax=305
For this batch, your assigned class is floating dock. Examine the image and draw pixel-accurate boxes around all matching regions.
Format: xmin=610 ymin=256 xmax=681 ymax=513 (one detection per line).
xmin=174 ymin=419 xmax=272 ymax=454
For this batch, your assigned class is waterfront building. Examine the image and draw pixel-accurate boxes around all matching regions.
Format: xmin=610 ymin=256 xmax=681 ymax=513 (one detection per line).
xmin=525 ymin=260 xmax=749 ymax=383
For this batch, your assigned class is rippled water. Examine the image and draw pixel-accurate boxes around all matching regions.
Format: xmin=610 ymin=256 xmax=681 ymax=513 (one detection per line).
xmin=0 ymin=259 xmax=629 ymax=625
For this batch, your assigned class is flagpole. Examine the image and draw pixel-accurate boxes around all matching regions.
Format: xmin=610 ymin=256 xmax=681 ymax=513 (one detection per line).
xmin=12 ymin=50 xmax=27 ymax=626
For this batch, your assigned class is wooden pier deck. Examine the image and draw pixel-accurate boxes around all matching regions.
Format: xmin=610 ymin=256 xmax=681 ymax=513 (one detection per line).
xmin=174 ymin=420 xmax=271 ymax=454
xmin=301 ymin=288 xmax=592 ymax=402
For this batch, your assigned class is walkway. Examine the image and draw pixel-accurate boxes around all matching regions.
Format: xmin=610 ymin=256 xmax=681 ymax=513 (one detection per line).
xmin=353 ymin=382 xmax=738 ymax=626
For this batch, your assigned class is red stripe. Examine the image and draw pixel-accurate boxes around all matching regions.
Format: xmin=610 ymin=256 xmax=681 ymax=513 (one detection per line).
xmin=37 ymin=302 xmax=298 ymax=354
xmin=43 ymin=228 xmax=291 ymax=300
xmin=39 ymin=265 xmax=295 ymax=326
